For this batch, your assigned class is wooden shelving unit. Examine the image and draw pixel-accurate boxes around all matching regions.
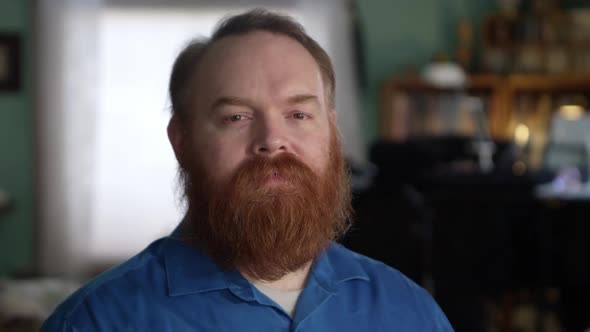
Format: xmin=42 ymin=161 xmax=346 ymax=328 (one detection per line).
xmin=381 ymin=74 xmax=590 ymax=141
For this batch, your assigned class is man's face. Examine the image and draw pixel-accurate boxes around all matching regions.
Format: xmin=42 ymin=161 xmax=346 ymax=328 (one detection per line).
xmin=186 ymin=31 xmax=333 ymax=185
xmin=169 ymin=31 xmax=349 ymax=280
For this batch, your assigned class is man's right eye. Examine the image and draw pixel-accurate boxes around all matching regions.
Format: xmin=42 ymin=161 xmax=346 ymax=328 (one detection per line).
xmin=226 ymin=114 xmax=245 ymax=122
xmin=222 ymin=114 xmax=252 ymax=125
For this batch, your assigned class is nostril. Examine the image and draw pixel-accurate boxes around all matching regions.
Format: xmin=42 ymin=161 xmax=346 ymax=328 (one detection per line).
xmin=254 ymin=142 xmax=285 ymax=155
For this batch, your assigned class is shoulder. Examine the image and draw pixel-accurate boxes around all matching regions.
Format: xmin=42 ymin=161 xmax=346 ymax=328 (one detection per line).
xmin=330 ymin=242 xmax=420 ymax=291
xmin=41 ymin=238 xmax=168 ymax=331
xmin=330 ymin=243 xmax=454 ymax=331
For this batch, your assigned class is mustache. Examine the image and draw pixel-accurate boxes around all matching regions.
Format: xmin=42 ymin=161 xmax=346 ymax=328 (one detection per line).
xmin=234 ymin=153 xmax=314 ymax=183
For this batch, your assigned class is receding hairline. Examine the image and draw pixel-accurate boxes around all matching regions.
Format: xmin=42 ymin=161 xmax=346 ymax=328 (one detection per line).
xmin=202 ymin=31 xmax=327 ymax=94
xmin=181 ymin=31 xmax=332 ymax=115
xmin=168 ymin=9 xmax=336 ymax=119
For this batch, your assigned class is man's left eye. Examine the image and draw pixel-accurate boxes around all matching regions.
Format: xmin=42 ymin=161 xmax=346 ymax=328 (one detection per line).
xmin=229 ymin=114 xmax=244 ymax=121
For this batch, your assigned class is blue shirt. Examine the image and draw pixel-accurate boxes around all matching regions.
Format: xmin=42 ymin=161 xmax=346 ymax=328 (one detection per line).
xmin=42 ymin=236 xmax=454 ymax=331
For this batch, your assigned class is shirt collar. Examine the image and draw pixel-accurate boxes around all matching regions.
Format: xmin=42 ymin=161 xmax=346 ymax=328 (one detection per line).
xmin=310 ymin=242 xmax=370 ymax=292
xmin=163 ymin=236 xmax=250 ymax=296
xmin=163 ymin=231 xmax=370 ymax=297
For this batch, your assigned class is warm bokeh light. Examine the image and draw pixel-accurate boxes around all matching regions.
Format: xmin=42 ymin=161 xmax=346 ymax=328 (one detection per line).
xmin=558 ymin=104 xmax=585 ymax=120
xmin=514 ymin=123 xmax=530 ymax=147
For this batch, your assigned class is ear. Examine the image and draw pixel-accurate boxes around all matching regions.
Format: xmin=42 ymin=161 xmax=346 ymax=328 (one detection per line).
xmin=328 ymin=108 xmax=337 ymax=125
xmin=167 ymin=114 xmax=187 ymax=166
xmin=328 ymin=109 xmax=341 ymax=133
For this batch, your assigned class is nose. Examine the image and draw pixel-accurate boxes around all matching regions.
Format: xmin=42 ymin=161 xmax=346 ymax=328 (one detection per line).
xmin=251 ymin=115 xmax=288 ymax=157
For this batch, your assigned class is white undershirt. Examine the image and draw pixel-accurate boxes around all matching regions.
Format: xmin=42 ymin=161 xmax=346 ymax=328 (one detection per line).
xmin=253 ymin=282 xmax=303 ymax=318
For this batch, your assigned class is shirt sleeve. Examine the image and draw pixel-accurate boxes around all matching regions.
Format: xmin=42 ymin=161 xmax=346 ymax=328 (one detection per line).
xmin=419 ymin=287 xmax=455 ymax=332
xmin=431 ymin=298 xmax=455 ymax=331
xmin=40 ymin=311 xmax=75 ymax=332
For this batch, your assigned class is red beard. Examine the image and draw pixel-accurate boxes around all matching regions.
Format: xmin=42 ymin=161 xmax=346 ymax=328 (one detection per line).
xmin=179 ymin=130 xmax=351 ymax=281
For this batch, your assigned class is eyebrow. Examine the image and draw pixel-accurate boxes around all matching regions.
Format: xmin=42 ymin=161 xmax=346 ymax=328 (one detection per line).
xmin=211 ymin=94 xmax=320 ymax=112
xmin=286 ymin=94 xmax=320 ymax=106
xmin=211 ymin=96 xmax=253 ymax=111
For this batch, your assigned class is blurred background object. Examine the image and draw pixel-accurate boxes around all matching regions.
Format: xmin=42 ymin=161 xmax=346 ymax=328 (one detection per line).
xmin=0 ymin=278 xmax=80 ymax=331
xmin=2 ymin=0 xmax=590 ymax=331
xmin=351 ymin=0 xmax=590 ymax=331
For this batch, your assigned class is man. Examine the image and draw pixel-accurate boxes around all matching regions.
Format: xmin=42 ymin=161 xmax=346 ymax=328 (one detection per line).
xmin=42 ymin=9 xmax=454 ymax=331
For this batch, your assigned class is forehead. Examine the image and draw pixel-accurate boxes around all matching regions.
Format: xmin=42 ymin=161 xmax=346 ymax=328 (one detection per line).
xmin=193 ymin=31 xmax=326 ymax=108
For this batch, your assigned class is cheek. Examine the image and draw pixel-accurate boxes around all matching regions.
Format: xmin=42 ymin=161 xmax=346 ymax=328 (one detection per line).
xmin=300 ymin=130 xmax=332 ymax=174
xmin=192 ymin=133 xmax=246 ymax=184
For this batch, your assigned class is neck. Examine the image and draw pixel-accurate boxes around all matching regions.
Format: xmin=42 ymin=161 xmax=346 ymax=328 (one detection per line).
xmin=242 ymin=262 xmax=312 ymax=292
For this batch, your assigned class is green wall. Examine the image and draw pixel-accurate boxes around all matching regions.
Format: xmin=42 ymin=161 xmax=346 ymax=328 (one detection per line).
xmin=0 ymin=0 xmax=34 ymax=276
xmin=356 ymin=0 xmax=495 ymax=144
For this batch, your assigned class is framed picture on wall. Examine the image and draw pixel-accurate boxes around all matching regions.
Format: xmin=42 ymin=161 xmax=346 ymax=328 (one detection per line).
xmin=0 ymin=34 xmax=21 ymax=92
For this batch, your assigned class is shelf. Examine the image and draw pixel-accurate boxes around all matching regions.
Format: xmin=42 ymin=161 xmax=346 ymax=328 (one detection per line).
xmin=380 ymin=73 xmax=590 ymax=140
xmin=507 ymin=74 xmax=590 ymax=92
xmin=382 ymin=74 xmax=502 ymax=93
